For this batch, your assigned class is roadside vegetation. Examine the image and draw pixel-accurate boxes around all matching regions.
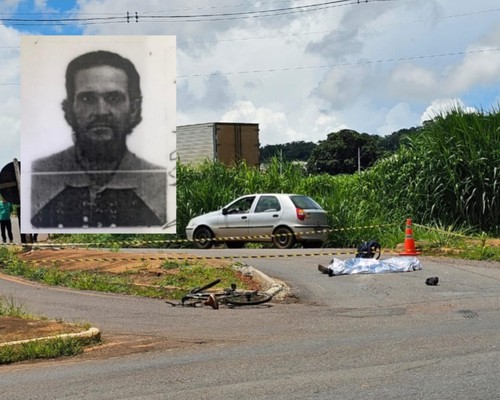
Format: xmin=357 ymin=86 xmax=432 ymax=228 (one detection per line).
xmin=176 ymin=108 xmax=499 ymax=257
xmin=0 ymin=295 xmax=31 ymax=319
xmin=0 ymin=247 xmax=249 ymax=299
xmin=0 ymin=337 xmax=89 ymax=365
xmin=0 ymin=296 xmax=97 ymax=365
xmin=43 ymin=107 xmax=499 ymax=261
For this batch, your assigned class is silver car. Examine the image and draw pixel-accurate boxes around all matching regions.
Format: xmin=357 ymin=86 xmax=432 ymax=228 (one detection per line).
xmin=185 ymin=193 xmax=329 ymax=249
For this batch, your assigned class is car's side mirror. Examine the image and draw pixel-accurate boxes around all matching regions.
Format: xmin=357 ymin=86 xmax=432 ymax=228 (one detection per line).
xmin=222 ymin=208 xmax=228 ymax=215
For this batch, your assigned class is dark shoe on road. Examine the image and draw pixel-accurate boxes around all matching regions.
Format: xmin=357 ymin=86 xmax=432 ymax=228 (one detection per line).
xmin=318 ymin=264 xmax=334 ymax=276
xmin=425 ymin=277 xmax=439 ymax=286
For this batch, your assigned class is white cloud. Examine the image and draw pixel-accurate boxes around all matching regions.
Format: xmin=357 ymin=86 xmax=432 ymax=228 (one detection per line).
xmin=1 ymin=0 xmax=500 ymax=172
xmin=221 ymin=101 xmax=299 ymax=145
xmin=310 ymin=113 xmax=347 ymax=141
xmin=178 ymin=73 xmax=235 ymax=111
xmin=0 ymin=105 xmax=20 ymax=164
xmin=420 ymin=98 xmax=477 ymax=123
xmin=220 ymin=100 xmax=351 ymax=145
xmin=378 ymin=103 xmax=420 ymax=135
xmin=446 ymin=26 xmax=500 ymax=93
xmin=389 ymin=64 xmax=438 ymax=100
xmin=312 ymin=64 xmax=371 ymax=109
xmin=387 ymin=13 xmax=500 ymax=102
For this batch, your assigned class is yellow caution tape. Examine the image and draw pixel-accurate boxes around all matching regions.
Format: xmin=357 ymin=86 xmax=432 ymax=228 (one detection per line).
xmin=7 ymin=223 xmax=395 ymax=248
xmin=24 ymin=250 xmax=363 ymax=265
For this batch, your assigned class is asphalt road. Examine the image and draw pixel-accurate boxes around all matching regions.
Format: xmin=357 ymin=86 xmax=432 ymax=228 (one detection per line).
xmin=1 ymin=248 xmax=499 ymax=399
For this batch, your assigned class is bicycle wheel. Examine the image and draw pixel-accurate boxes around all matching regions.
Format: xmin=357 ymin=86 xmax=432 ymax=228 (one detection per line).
xmin=224 ymin=291 xmax=272 ymax=306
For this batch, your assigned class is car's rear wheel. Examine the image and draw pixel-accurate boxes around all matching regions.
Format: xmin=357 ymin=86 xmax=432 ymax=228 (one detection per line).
xmin=193 ymin=226 xmax=215 ymax=249
xmin=272 ymin=226 xmax=296 ymax=249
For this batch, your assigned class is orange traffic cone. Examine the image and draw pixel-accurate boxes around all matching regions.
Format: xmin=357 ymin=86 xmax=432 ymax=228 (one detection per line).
xmin=399 ymin=218 xmax=421 ymax=256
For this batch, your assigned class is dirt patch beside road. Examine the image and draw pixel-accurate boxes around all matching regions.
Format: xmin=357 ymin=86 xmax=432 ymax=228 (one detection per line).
xmin=0 ymin=316 xmax=83 ymax=344
xmin=18 ymin=247 xmax=233 ymax=275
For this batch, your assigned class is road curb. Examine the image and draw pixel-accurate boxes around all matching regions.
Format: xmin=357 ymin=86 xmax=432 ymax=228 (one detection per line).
xmin=0 ymin=326 xmax=101 ymax=348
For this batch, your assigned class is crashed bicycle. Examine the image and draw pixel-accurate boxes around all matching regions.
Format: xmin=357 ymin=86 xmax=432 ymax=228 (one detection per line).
xmin=165 ymin=278 xmax=273 ymax=309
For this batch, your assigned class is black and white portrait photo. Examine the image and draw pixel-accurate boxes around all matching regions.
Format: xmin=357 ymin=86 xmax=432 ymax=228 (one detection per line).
xmin=20 ymin=36 xmax=176 ymax=234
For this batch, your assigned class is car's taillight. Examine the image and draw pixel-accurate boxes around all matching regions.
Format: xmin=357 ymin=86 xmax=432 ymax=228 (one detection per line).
xmin=296 ymin=208 xmax=306 ymax=221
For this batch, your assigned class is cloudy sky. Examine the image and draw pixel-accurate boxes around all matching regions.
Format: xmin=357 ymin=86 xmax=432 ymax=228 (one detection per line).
xmin=1 ymin=0 xmax=499 ymax=170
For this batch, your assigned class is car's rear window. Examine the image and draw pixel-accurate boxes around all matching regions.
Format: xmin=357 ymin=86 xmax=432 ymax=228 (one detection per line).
xmin=290 ymin=195 xmax=323 ymax=210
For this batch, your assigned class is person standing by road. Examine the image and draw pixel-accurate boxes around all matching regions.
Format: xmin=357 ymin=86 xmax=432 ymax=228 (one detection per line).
xmin=0 ymin=197 xmax=14 ymax=244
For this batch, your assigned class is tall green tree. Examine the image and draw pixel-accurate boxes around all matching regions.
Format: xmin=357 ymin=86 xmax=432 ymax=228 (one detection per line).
xmin=260 ymin=141 xmax=316 ymax=163
xmin=306 ymin=129 xmax=382 ymax=175
xmin=378 ymin=126 xmax=421 ymax=154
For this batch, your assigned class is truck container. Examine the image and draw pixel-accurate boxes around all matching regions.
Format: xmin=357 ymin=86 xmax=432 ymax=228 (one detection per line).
xmin=177 ymin=122 xmax=260 ymax=167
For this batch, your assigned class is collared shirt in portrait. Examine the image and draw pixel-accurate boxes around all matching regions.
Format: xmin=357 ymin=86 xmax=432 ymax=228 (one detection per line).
xmin=31 ymin=147 xmax=167 ymax=228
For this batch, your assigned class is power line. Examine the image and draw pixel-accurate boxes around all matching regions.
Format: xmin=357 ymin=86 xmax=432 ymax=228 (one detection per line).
xmin=139 ymin=0 xmax=344 ymax=14
xmin=177 ymin=6 xmax=500 ymax=46
xmin=177 ymin=47 xmax=500 ymax=78
xmin=137 ymin=1 xmax=399 ymax=23
xmin=2 ymin=4 xmax=498 ymax=43
xmin=1 ymin=46 xmax=496 ymax=86
xmin=0 ymin=0 xmax=387 ymax=26
xmin=142 ymin=0 xmax=363 ymax=20
xmin=6 ymin=0 xmax=324 ymax=16
xmin=1 ymin=2 xmax=498 ymax=84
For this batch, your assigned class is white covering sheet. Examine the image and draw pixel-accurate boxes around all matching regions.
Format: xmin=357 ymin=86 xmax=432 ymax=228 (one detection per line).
xmin=327 ymin=257 xmax=421 ymax=276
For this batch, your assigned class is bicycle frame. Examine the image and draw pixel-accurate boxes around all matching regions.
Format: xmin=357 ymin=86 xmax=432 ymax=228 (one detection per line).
xmin=167 ymin=278 xmax=272 ymax=309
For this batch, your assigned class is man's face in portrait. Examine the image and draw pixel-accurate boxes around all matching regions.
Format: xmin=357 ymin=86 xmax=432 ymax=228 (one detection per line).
xmin=65 ymin=65 xmax=140 ymax=162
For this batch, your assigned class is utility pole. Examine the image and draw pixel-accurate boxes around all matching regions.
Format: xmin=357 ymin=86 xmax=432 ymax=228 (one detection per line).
xmin=357 ymin=147 xmax=361 ymax=174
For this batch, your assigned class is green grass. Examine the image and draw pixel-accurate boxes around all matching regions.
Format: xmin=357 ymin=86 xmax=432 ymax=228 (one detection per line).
xmin=50 ymin=106 xmax=499 ymax=254
xmin=0 ymin=296 xmax=99 ymax=365
xmin=405 ymin=222 xmax=499 ymax=261
xmin=0 ymin=296 xmax=32 ymax=318
xmin=157 ymin=262 xmax=247 ymax=299
xmin=0 ymin=336 xmax=98 ymax=365
xmin=0 ymin=247 xmax=249 ymax=300
xmin=47 ymin=233 xmax=186 ymax=249
xmin=460 ymin=244 xmax=500 ymax=261
xmin=31 ymin=107 xmax=500 ymax=259
xmin=174 ymin=107 xmax=499 ymax=249
xmin=420 ymin=243 xmax=500 ymax=262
